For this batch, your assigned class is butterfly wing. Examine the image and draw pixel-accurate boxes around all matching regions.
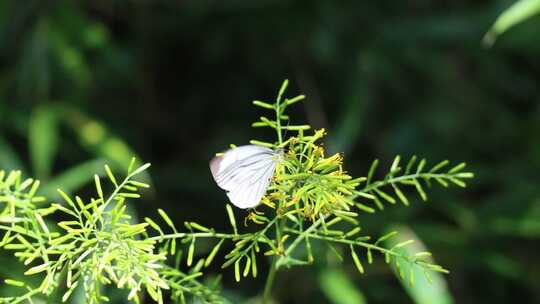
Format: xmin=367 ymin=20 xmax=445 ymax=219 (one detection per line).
xmin=210 ymin=145 xmax=278 ymax=208
xmin=226 ymin=158 xmax=277 ymax=209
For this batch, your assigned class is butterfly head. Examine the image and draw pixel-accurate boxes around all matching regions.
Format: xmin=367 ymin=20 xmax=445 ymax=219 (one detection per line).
xmin=271 ymin=148 xmax=285 ymax=163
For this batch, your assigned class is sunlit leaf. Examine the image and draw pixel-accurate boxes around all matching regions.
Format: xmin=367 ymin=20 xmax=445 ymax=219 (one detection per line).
xmin=384 ymin=225 xmax=453 ymax=304
xmin=319 ymin=268 xmax=367 ymax=304
xmin=29 ymin=105 xmax=60 ymax=179
xmin=484 ymin=0 xmax=540 ymax=45
xmin=62 ymin=108 xmax=152 ymax=184
xmin=41 ymin=158 xmax=106 ymax=199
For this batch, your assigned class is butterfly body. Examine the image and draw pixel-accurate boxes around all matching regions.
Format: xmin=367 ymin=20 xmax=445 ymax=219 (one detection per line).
xmin=210 ymin=145 xmax=282 ymax=209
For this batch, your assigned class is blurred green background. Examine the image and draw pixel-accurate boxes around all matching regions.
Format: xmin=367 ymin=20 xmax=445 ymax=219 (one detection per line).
xmin=1 ymin=0 xmax=540 ymax=303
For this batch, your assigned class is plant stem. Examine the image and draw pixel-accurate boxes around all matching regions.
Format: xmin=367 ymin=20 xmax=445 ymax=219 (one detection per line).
xmin=262 ymin=207 xmax=287 ymax=304
xmin=149 ymin=217 xmax=280 ymax=242
xmin=354 ymin=172 xmax=460 ymax=199
xmin=282 ymin=216 xmax=326 ymax=257
xmin=148 ymin=231 xmax=238 ymax=242
xmin=275 ymin=102 xmax=283 ymax=145
xmin=263 ymin=257 xmax=278 ymax=304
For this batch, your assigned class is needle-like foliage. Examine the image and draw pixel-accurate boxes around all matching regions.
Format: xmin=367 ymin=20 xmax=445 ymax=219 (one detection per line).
xmin=0 ymin=80 xmax=474 ymax=303
xmin=0 ymin=161 xmax=222 ymax=304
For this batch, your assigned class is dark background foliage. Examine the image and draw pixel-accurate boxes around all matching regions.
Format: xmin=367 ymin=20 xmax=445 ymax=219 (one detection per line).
xmin=1 ymin=0 xmax=539 ymax=303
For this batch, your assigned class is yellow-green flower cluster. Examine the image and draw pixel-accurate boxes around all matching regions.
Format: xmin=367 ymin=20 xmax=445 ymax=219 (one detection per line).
xmin=262 ymin=129 xmax=370 ymax=223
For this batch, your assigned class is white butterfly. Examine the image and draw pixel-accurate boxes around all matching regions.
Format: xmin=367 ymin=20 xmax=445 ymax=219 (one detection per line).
xmin=210 ymin=145 xmax=283 ymax=209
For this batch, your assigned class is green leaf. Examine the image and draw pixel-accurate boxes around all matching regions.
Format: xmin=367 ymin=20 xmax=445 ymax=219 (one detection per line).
xmin=429 ymin=160 xmax=449 ymax=173
xmin=225 ymin=204 xmax=238 ymax=235
xmin=24 ymin=262 xmax=51 ymax=275
xmin=277 ymin=79 xmax=289 ymax=102
xmin=448 ymin=162 xmax=466 ymax=174
xmin=62 ymin=109 xmax=152 ymax=184
xmin=234 ymin=259 xmax=241 ymax=282
xmin=375 ymin=188 xmax=396 ymax=204
xmin=367 ymin=159 xmax=379 ymax=184
xmin=187 ymin=238 xmax=195 ymax=267
xmin=4 ymin=279 xmax=25 ymax=287
xmin=392 ymin=184 xmax=409 ymax=206
xmin=390 ymin=155 xmax=401 ymax=173
xmin=416 ymin=159 xmax=426 ymax=174
xmin=285 ymin=95 xmax=305 ymax=106
xmin=41 ymin=159 xmax=106 ymax=200
xmin=104 ymin=164 xmax=118 ymax=185
xmin=414 ymin=180 xmax=428 ymax=201
xmin=205 ymin=240 xmax=224 ymax=267
xmin=350 ymin=245 xmax=364 ymax=274
xmin=242 ymin=256 xmax=251 ymax=277
xmin=252 ymin=100 xmax=274 ymax=109
xmin=384 ymin=225 xmax=454 ymax=304
xmin=484 ymin=0 xmax=540 ymax=46
xmin=319 ymin=268 xmax=367 ymax=304
xmin=251 ymin=249 xmax=258 ymax=278
xmin=405 ymin=155 xmax=417 ymax=175
xmin=29 ymin=105 xmax=60 ymax=179
xmin=158 ymin=208 xmax=176 ymax=232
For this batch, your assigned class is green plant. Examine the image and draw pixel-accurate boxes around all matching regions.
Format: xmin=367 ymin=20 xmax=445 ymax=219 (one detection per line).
xmin=0 ymin=81 xmax=473 ymax=303
xmin=484 ymin=0 xmax=540 ymax=45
